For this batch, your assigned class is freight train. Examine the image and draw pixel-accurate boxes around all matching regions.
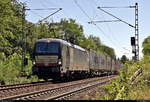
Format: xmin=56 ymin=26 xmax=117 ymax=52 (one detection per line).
xmin=32 ymin=38 xmax=121 ymax=80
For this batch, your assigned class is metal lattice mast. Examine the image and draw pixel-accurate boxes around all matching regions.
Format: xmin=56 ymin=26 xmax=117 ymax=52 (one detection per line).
xmin=135 ymin=3 xmax=139 ymax=61
xmin=95 ymin=3 xmax=139 ymax=61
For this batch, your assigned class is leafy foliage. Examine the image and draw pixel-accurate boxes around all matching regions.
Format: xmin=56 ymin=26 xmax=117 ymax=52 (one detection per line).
xmin=120 ymin=55 xmax=128 ymax=64
xmin=0 ymin=53 xmax=38 ymax=84
xmin=0 ymin=0 xmax=23 ymax=56
xmin=92 ymin=56 xmax=150 ymax=100
xmin=142 ymin=36 xmax=150 ymax=56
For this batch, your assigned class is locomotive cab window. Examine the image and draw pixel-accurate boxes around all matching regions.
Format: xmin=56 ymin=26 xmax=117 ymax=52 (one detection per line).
xmin=35 ymin=42 xmax=60 ymax=54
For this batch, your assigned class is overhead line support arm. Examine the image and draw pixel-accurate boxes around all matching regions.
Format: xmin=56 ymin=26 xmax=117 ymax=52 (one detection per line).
xmin=97 ymin=7 xmax=135 ymax=28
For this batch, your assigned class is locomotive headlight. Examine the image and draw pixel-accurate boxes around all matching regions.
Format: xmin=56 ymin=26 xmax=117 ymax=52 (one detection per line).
xmin=32 ymin=61 xmax=35 ymax=65
xmin=58 ymin=61 xmax=62 ymax=65
xmin=58 ymin=59 xmax=62 ymax=65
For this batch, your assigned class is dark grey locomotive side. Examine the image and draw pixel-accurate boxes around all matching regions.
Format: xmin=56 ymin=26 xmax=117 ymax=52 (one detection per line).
xmin=60 ymin=40 xmax=89 ymax=79
xmin=32 ymin=38 xmax=89 ymax=80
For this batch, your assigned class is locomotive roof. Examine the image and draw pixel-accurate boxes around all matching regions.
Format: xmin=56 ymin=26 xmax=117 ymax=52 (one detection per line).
xmin=36 ymin=38 xmax=87 ymax=52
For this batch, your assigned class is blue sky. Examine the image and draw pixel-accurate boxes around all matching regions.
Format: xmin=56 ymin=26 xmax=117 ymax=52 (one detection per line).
xmin=19 ymin=0 xmax=150 ymax=59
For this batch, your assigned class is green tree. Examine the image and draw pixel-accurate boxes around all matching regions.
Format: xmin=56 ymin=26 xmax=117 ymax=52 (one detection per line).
xmin=120 ymin=55 xmax=128 ymax=64
xmin=142 ymin=36 xmax=150 ymax=56
xmin=60 ymin=18 xmax=85 ymax=45
xmin=0 ymin=0 xmax=22 ymax=56
xmin=80 ymin=37 xmax=97 ymax=50
xmin=100 ymin=45 xmax=116 ymax=59
xmin=88 ymin=35 xmax=101 ymax=46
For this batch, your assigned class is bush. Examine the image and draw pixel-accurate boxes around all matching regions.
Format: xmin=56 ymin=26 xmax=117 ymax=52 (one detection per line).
xmin=0 ymin=53 xmax=38 ymax=85
xmin=90 ymin=56 xmax=150 ymax=100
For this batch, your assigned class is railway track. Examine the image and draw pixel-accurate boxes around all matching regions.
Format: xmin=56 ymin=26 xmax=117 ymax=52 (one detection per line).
xmin=0 ymin=81 xmax=50 ymax=90
xmin=47 ymin=76 xmax=115 ymax=100
xmin=0 ymin=81 xmax=52 ymax=99
xmin=1 ymin=75 xmax=116 ymax=100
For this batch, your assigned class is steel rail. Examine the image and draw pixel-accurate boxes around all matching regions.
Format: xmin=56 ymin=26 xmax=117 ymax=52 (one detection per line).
xmin=1 ymin=75 xmax=116 ymax=100
xmin=47 ymin=77 xmax=116 ymax=100
xmin=0 ymin=81 xmax=50 ymax=91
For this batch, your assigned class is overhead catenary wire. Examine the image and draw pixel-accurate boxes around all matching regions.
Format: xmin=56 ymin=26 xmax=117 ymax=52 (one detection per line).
xmin=44 ymin=0 xmax=71 ymax=21
xmin=123 ymin=47 xmax=132 ymax=53
xmin=90 ymin=1 xmax=124 ymax=46
xmin=91 ymin=1 xmax=134 ymax=55
xmin=97 ymin=7 xmax=135 ymax=28
xmin=74 ymin=0 xmax=133 ymax=59
xmin=98 ymin=6 xmax=135 ymax=8
xmin=40 ymin=0 xmax=49 ymax=8
xmin=25 ymin=8 xmax=62 ymax=30
xmin=73 ymin=0 xmax=122 ymax=49
xmin=95 ymin=10 xmax=126 ymax=51
xmin=73 ymin=0 xmax=107 ymax=37
xmin=89 ymin=1 xmax=122 ymax=40
xmin=29 ymin=10 xmax=44 ymax=18
xmin=73 ymin=0 xmax=93 ymax=22
xmin=39 ymin=0 xmax=70 ymax=22
xmin=88 ymin=20 xmax=120 ymax=23
xmin=44 ymin=0 xmax=58 ymax=7
xmin=97 ymin=4 xmax=139 ymax=60
xmin=26 ymin=8 xmax=61 ymax=10
xmin=38 ymin=8 xmax=62 ymax=22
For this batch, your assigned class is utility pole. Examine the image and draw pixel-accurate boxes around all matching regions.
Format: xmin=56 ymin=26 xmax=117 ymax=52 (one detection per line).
xmin=93 ymin=3 xmax=139 ymax=61
xmin=22 ymin=3 xmax=26 ymax=73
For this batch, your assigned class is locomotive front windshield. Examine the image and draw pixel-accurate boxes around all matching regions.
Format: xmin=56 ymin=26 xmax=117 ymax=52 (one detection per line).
xmin=35 ymin=42 xmax=60 ymax=54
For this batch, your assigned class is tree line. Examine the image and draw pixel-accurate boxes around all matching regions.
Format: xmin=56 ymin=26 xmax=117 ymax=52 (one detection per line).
xmin=0 ymin=0 xmax=116 ymax=59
